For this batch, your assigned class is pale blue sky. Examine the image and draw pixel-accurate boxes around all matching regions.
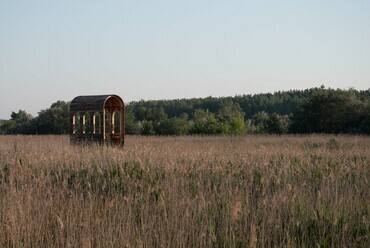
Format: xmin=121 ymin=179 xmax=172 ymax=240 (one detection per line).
xmin=1 ymin=0 xmax=369 ymax=119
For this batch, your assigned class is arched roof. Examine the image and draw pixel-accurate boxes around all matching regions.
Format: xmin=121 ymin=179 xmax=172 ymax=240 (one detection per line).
xmin=70 ymin=95 xmax=124 ymax=112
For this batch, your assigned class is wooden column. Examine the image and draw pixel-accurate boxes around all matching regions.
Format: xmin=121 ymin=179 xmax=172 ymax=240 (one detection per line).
xmin=70 ymin=112 xmax=75 ymax=134
xmin=80 ymin=112 xmax=85 ymax=134
xmin=100 ymin=111 xmax=105 ymax=143
xmin=89 ymin=112 xmax=94 ymax=134
xmin=110 ymin=110 xmax=115 ymax=134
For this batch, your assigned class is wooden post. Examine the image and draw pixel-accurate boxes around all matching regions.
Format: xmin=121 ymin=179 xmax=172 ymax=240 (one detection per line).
xmin=80 ymin=112 xmax=85 ymax=134
xmin=70 ymin=113 xmax=76 ymax=134
xmin=89 ymin=112 xmax=94 ymax=134
xmin=101 ymin=110 xmax=105 ymax=143
xmin=111 ymin=110 xmax=115 ymax=134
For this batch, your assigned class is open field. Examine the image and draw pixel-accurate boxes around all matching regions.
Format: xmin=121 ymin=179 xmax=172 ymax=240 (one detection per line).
xmin=0 ymin=135 xmax=369 ymax=247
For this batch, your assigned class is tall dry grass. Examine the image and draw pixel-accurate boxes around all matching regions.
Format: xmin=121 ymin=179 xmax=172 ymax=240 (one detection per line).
xmin=0 ymin=135 xmax=369 ymax=247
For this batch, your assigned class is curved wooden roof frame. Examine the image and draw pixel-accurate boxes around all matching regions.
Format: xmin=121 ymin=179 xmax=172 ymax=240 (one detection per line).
xmin=70 ymin=95 xmax=125 ymax=146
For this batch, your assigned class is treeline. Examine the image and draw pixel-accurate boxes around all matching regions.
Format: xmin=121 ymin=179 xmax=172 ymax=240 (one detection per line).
xmin=0 ymin=101 xmax=70 ymax=135
xmin=1 ymin=86 xmax=370 ymax=135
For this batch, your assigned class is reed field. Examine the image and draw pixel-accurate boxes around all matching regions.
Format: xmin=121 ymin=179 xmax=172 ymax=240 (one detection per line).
xmin=0 ymin=135 xmax=369 ymax=247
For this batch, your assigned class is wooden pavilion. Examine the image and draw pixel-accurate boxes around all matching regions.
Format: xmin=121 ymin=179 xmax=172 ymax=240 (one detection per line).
xmin=69 ymin=95 xmax=125 ymax=146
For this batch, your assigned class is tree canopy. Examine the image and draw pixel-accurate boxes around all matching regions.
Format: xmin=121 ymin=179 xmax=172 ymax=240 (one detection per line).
xmin=1 ymin=87 xmax=369 ymax=135
xmin=290 ymin=87 xmax=370 ymax=134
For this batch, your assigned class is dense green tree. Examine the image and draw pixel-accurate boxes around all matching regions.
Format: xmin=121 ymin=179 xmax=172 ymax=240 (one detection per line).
xmin=140 ymin=120 xmax=154 ymax=135
xmin=247 ymin=112 xmax=290 ymax=134
xmin=359 ymin=112 xmax=370 ymax=134
xmin=3 ymin=110 xmax=34 ymax=134
xmin=216 ymin=101 xmax=246 ymax=135
xmin=190 ymin=109 xmax=219 ymax=134
xmin=11 ymin=110 xmax=33 ymax=124
xmin=0 ymin=120 xmax=16 ymax=134
xmin=125 ymin=106 xmax=140 ymax=134
xmin=266 ymin=113 xmax=290 ymax=134
xmin=33 ymin=101 xmax=70 ymax=134
xmin=149 ymin=107 xmax=168 ymax=123
xmin=290 ymin=87 xmax=369 ymax=134
xmin=227 ymin=116 xmax=247 ymax=135
xmin=251 ymin=111 xmax=270 ymax=134
xmin=156 ymin=115 xmax=190 ymax=135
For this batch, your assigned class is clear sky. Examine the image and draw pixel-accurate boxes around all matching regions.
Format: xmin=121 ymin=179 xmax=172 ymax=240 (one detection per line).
xmin=1 ymin=0 xmax=369 ymax=119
